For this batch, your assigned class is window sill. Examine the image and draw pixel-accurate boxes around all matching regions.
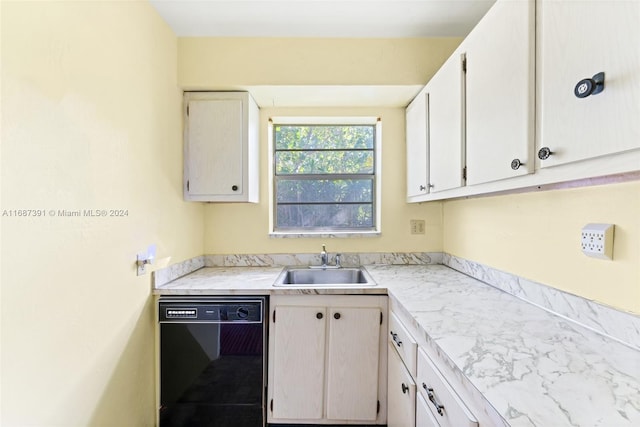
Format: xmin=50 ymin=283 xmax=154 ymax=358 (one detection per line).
xmin=270 ymin=231 xmax=381 ymax=239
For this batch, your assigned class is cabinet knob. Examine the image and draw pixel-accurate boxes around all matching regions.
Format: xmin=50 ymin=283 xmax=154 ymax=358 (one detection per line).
xmin=316 ymin=312 xmax=323 ymax=319
xmin=419 ymin=185 xmax=426 ymax=191
xmin=538 ymin=147 xmax=553 ymax=160
xmin=401 ymin=383 xmax=409 ymax=394
xmin=333 ymin=312 xmax=341 ymax=320
xmin=510 ymin=159 xmax=524 ymax=170
xmin=231 ymin=185 xmax=239 ymax=191
xmin=574 ymin=72 xmax=605 ymax=98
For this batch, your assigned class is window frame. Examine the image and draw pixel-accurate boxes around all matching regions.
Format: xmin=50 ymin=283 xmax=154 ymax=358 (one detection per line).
xmin=269 ymin=116 xmax=382 ymax=237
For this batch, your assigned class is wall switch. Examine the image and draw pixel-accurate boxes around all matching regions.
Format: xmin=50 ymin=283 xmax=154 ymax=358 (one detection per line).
xmin=581 ymin=223 xmax=614 ymax=260
xmin=410 ymin=219 xmax=425 ymax=234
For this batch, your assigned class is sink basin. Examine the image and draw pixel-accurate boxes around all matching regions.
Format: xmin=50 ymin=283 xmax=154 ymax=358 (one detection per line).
xmin=274 ymin=267 xmax=376 ymax=287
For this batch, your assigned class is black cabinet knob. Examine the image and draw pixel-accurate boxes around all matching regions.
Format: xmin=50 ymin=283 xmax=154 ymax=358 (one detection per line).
xmin=401 ymin=383 xmax=409 ymax=394
xmin=333 ymin=312 xmax=341 ymax=320
xmin=316 ymin=312 xmax=323 ymax=319
xmin=231 ymin=185 xmax=239 ymax=191
xmin=511 ymin=159 xmax=524 ymax=170
xmin=574 ymin=72 xmax=605 ymax=98
xmin=538 ymin=147 xmax=553 ymax=160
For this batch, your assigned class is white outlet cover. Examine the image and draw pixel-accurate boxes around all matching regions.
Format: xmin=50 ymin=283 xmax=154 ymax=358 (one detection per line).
xmin=581 ymin=223 xmax=614 ymax=260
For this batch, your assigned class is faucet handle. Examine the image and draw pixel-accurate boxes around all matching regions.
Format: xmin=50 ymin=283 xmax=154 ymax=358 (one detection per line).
xmin=335 ymin=253 xmax=342 ymax=268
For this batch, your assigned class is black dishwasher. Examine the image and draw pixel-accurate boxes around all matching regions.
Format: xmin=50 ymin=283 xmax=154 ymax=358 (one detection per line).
xmin=158 ymin=297 xmax=267 ymax=427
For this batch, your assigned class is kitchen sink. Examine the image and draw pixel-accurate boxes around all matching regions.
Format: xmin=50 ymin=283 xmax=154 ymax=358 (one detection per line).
xmin=274 ymin=267 xmax=376 ymax=287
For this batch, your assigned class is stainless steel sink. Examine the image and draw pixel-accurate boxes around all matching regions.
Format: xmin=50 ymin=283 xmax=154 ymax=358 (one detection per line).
xmin=274 ymin=267 xmax=376 ymax=287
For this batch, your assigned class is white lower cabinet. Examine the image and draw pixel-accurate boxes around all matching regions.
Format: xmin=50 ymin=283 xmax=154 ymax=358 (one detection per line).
xmin=417 ymin=348 xmax=478 ymax=427
xmin=387 ymin=342 xmax=416 ymax=427
xmin=267 ymin=295 xmax=387 ymax=424
xmin=416 ymin=393 xmax=440 ymax=427
xmin=388 ymin=310 xmax=479 ymax=427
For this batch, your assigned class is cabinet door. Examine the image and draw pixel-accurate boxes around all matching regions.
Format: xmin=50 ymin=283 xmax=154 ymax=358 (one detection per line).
xmin=428 ymin=52 xmax=465 ymax=193
xmin=465 ymin=0 xmax=535 ymax=184
xmin=326 ymin=307 xmax=381 ymax=421
xmin=406 ymin=90 xmax=430 ymax=199
xmin=537 ymin=0 xmax=640 ymax=168
xmin=387 ymin=343 xmax=416 ymax=427
xmin=271 ymin=306 xmax=326 ymax=420
xmin=185 ymin=97 xmax=244 ymax=196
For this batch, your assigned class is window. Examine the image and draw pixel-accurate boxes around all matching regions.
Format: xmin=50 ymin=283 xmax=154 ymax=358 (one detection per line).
xmin=271 ymin=117 xmax=380 ymax=234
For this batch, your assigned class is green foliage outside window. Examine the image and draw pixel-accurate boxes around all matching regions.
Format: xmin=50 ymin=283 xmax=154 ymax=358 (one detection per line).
xmin=274 ymin=124 xmax=376 ymax=230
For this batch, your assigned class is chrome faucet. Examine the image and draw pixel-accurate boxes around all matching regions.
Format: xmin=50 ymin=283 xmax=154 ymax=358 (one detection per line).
xmin=320 ymin=244 xmax=328 ymax=267
xmin=313 ymin=244 xmax=342 ymax=269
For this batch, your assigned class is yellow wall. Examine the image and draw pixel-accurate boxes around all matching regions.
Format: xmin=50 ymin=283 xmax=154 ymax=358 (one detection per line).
xmin=443 ymin=181 xmax=640 ymax=314
xmin=179 ymin=37 xmax=462 ymax=87
xmin=1 ymin=1 xmax=203 ymax=425
xmin=179 ymin=37 xmax=460 ymax=255
xmin=204 ymin=107 xmax=443 ymax=254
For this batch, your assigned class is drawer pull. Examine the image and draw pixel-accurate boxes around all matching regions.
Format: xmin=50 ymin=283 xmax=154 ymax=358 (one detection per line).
xmin=390 ymin=331 xmax=403 ymax=347
xmin=422 ymin=383 xmax=445 ymax=416
xmin=401 ymin=383 xmax=409 ymax=394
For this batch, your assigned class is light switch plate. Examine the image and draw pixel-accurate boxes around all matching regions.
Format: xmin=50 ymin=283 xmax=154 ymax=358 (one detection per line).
xmin=410 ymin=219 xmax=425 ymax=234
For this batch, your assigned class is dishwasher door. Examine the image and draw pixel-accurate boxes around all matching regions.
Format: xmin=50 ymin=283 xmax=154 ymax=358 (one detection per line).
xmin=158 ymin=297 xmax=266 ymax=427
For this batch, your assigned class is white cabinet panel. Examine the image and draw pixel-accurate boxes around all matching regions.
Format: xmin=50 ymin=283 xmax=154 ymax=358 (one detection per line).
xmin=417 ymin=348 xmax=478 ymax=427
xmin=184 ymin=91 xmax=259 ymax=202
xmin=537 ymin=0 xmax=640 ymax=168
xmin=388 ymin=312 xmax=418 ymax=378
xmin=388 ymin=343 xmax=416 ymax=427
xmin=427 ymin=52 xmax=466 ymax=193
xmin=406 ymin=90 xmax=430 ymax=200
xmin=465 ymin=0 xmax=535 ymax=184
xmin=416 ymin=393 xmax=440 ymax=427
xmin=270 ymin=305 xmax=326 ymax=420
xmin=326 ymin=307 xmax=381 ymax=421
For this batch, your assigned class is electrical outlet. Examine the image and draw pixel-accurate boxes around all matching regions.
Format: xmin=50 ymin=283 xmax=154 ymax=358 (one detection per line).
xmin=410 ymin=219 xmax=425 ymax=235
xmin=581 ymin=223 xmax=614 ymax=260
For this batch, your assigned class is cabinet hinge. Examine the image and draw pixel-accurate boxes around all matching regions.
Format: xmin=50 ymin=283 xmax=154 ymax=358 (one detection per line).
xmin=462 ymin=56 xmax=467 ymax=73
xmin=270 ymin=399 xmax=273 ymax=412
xmin=272 ymin=310 xmax=276 ymax=323
xmin=462 ymin=166 xmax=467 ymax=181
xmin=377 ymin=400 xmax=380 ymax=414
xmin=380 ymin=312 xmax=383 ymax=325
xmin=186 ymin=104 xmax=189 ymax=116
xmin=186 ymin=180 xmax=190 ymax=192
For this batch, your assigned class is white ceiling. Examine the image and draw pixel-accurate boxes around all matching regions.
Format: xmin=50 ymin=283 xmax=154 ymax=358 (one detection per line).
xmin=149 ymin=0 xmax=496 ymax=106
xmin=149 ymin=0 xmax=495 ymax=38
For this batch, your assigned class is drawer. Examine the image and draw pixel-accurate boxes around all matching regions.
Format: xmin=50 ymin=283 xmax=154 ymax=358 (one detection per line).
xmin=417 ymin=348 xmax=478 ymax=427
xmin=416 ymin=393 xmax=440 ymax=427
xmin=388 ymin=312 xmax=418 ymax=377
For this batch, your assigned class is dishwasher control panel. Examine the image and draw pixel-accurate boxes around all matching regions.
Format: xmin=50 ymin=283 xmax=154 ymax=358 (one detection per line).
xmin=159 ymin=298 xmax=264 ymax=323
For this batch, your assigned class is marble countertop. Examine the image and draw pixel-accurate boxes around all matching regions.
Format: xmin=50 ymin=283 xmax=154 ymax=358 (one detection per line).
xmin=154 ymin=264 xmax=640 ymax=426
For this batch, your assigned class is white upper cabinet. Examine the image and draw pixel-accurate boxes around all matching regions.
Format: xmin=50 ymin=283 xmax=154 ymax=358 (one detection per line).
xmin=183 ymin=91 xmax=259 ymax=202
xmin=427 ymin=51 xmax=466 ymax=193
xmin=406 ymin=0 xmax=639 ymax=201
xmin=464 ymin=0 xmax=535 ymax=185
xmin=537 ymin=0 xmax=640 ymax=169
xmin=406 ymin=90 xmax=430 ymax=201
